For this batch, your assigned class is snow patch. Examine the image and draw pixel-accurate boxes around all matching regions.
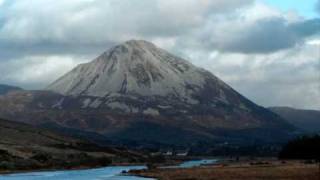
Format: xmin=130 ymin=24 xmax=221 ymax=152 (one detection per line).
xmin=52 ymin=98 xmax=65 ymax=109
xmin=143 ymin=108 xmax=160 ymax=116
xmin=107 ymin=102 xmax=131 ymax=113
xmin=89 ymin=99 xmax=103 ymax=108
xmin=239 ymin=103 xmax=250 ymax=112
xmin=217 ymin=89 xmax=229 ymax=104
xmin=81 ymin=98 xmax=92 ymax=108
xmin=158 ymin=105 xmax=172 ymax=109
xmin=37 ymin=103 xmax=44 ymax=108
xmin=46 ymin=40 xmax=209 ymax=100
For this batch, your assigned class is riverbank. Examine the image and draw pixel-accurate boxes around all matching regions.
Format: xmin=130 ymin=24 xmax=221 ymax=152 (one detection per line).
xmin=129 ymin=160 xmax=320 ymax=180
xmin=0 ymin=157 xmax=180 ymax=175
xmin=0 ymin=165 xmax=152 ymax=180
xmin=0 ymin=158 xmax=216 ymax=179
xmin=0 ymin=162 xmax=142 ymax=175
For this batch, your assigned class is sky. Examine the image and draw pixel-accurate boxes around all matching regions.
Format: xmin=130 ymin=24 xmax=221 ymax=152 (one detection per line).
xmin=264 ymin=0 xmax=318 ymax=18
xmin=0 ymin=0 xmax=319 ymax=110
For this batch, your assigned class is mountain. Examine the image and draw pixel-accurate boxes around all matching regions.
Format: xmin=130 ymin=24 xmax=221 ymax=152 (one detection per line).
xmin=0 ymin=118 xmax=143 ymax=172
xmin=0 ymin=40 xmax=295 ymax=148
xmin=47 ymin=40 xmax=228 ymax=100
xmin=0 ymin=84 xmax=22 ymax=95
xmin=269 ymin=107 xmax=320 ymax=133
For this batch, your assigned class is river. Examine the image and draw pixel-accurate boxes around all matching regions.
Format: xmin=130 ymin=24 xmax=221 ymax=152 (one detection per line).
xmin=0 ymin=159 xmax=217 ymax=180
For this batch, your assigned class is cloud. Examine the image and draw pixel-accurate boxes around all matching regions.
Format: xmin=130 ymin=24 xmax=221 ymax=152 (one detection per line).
xmin=0 ymin=0 xmax=319 ymax=110
xmin=0 ymin=0 xmax=253 ymax=46
xmin=0 ymin=0 xmax=255 ymax=59
xmin=222 ymin=18 xmax=320 ymax=53
xmin=0 ymin=0 xmax=317 ymax=55
xmin=291 ymin=18 xmax=320 ymax=37
xmin=211 ymin=17 xmax=299 ymax=53
xmin=0 ymin=55 xmax=89 ymax=89
xmin=175 ymin=3 xmax=320 ymax=54
xmin=188 ymin=43 xmax=320 ymax=110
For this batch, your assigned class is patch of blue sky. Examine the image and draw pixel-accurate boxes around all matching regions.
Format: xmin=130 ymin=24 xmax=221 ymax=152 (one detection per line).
xmin=262 ymin=0 xmax=319 ymax=18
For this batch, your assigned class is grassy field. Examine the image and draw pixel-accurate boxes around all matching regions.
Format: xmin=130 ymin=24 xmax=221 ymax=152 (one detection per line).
xmin=130 ymin=161 xmax=320 ymax=180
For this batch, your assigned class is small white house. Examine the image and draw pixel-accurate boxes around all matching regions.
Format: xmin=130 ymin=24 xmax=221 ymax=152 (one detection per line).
xmin=163 ymin=150 xmax=173 ymax=156
xmin=176 ymin=150 xmax=188 ymax=156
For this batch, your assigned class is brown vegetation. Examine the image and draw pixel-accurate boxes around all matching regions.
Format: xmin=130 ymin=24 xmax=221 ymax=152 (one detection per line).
xmin=0 ymin=118 xmax=143 ymax=173
xmin=130 ymin=161 xmax=320 ymax=180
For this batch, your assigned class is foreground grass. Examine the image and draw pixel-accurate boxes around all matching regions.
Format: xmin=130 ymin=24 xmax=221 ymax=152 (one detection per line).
xmin=131 ymin=162 xmax=320 ymax=180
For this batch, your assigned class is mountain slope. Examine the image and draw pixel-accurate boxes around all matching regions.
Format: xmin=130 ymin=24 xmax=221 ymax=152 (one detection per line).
xmin=0 ymin=40 xmax=295 ymax=147
xmin=0 ymin=84 xmax=22 ymax=95
xmin=269 ymin=107 xmax=320 ymax=133
xmin=47 ymin=40 xmax=227 ymax=99
xmin=0 ymin=118 xmax=142 ymax=172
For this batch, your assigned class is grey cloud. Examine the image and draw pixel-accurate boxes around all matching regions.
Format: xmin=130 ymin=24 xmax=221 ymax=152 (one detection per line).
xmin=218 ymin=18 xmax=298 ymax=53
xmin=0 ymin=0 xmax=251 ymax=60
xmin=0 ymin=42 xmax=116 ymax=61
xmin=237 ymin=18 xmax=320 ymax=53
xmin=0 ymin=0 xmax=253 ymax=45
xmin=0 ymin=0 xmax=319 ymax=110
xmin=0 ymin=0 xmax=255 ymax=85
xmin=197 ymin=17 xmax=320 ymax=54
xmin=0 ymin=55 xmax=90 ymax=89
xmin=190 ymin=45 xmax=320 ymax=109
xmin=1 ymin=0 xmax=316 ymax=56
xmin=291 ymin=19 xmax=320 ymax=37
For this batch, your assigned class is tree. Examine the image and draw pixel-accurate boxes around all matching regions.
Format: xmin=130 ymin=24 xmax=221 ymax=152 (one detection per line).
xmin=279 ymin=135 xmax=320 ymax=179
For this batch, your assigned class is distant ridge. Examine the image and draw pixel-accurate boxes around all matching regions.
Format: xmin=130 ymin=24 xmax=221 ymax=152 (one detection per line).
xmin=269 ymin=106 xmax=320 ymax=133
xmin=0 ymin=84 xmax=22 ymax=95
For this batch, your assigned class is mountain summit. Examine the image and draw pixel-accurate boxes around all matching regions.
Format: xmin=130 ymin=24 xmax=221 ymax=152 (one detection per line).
xmin=47 ymin=40 xmax=247 ymax=112
xmin=0 ymin=40 xmax=295 ymax=147
xmin=48 ymin=40 xmax=228 ymax=101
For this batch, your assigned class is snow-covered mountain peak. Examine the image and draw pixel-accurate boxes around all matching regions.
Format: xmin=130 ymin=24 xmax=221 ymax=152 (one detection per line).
xmin=47 ymin=40 xmax=226 ymax=102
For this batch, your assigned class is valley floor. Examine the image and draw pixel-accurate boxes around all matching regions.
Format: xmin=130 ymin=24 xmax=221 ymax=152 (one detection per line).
xmin=130 ymin=160 xmax=320 ymax=180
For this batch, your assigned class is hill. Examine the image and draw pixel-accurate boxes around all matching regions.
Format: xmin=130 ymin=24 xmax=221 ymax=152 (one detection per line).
xmin=0 ymin=118 xmax=142 ymax=172
xmin=269 ymin=107 xmax=320 ymax=133
xmin=0 ymin=84 xmax=22 ymax=95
